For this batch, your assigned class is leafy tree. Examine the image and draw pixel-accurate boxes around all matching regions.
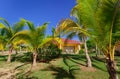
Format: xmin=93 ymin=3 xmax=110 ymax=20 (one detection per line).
xmin=0 ymin=18 xmax=25 ymax=62
xmin=11 ymin=19 xmax=48 ymax=67
xmin=55 ymin=18 xmax=92 ymax=67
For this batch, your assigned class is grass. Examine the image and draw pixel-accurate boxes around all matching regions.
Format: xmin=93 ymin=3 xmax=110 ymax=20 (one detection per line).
xmin=0 ymin=53 xmax=120 ymax=79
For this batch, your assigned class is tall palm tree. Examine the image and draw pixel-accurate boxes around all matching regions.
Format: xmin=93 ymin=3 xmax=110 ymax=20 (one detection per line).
xmin=0 ymin=18 xmax=25 ymax=62
xmin=11 ymin=19 xmax=48 ymax=67
xmin=70 ymin=0 xmax=120 ymax=79
xmin=55 ymin=19 xmax=92 ymax=67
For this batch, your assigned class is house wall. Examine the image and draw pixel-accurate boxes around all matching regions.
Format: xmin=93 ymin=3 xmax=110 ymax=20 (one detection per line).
xmin=58 ymin=43 xmax=80 ymax=54
xmin=0 ymin=44 xmax=3 ymax=50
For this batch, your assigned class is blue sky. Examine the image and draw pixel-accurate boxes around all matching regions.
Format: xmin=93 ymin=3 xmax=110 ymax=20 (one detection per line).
xmin=0 ymin=0 xmax=76 ymax=35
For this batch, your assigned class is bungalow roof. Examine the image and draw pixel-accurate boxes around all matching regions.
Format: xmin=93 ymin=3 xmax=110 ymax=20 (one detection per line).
xmin=61 ymin=38 xmax=81 ymax=44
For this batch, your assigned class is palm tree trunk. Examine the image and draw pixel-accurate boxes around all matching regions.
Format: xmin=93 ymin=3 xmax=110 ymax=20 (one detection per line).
xmin=20 ymin=46 xmax=22 ymax=53
xmin=2 ymin=50 xmax=4 ymax=54
xmin=95 ymin=44 xmax=98 ymax=57
xmin=7 ymin=47 xmax=13 ymax=63
xmin=32 ymin=50 xmax=37 ymax=67
xmin=83 ymin=37 xmax=92 ymax=67
xmin=106 ymin=58 xmax=118 ymax=79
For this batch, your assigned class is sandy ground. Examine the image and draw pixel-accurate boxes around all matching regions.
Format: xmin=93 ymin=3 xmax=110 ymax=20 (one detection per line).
xmin=0 ymin=68 xmax=18 ymax=79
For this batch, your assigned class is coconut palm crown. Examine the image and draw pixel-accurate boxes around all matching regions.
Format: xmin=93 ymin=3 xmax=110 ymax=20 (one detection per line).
xmin=71 ymin=0 xmax=120 ymax=79
xmin=0 ymin=18 xmax=26 ymax=62
xmin=10 ymin=19 xmax=48 ymax=67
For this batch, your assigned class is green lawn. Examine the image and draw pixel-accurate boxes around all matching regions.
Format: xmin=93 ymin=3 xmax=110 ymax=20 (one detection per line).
xmin=0 ymin=53 xmax=120 ymax=79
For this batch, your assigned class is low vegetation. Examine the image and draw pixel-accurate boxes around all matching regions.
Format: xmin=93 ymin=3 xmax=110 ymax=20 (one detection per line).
xmin=0 ymin=53 xmax=120 ymax=79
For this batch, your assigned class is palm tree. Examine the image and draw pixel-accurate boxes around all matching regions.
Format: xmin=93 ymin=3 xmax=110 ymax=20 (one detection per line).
xmin=55 ymin=19 xmax=92 ymax=67
xmin=70 ymin=0 xmax=120 ymax=79
xmin=11 ymin=19 xmax=48 ymax=67
xmin=0 ymin=18 xmax=25 ymax=62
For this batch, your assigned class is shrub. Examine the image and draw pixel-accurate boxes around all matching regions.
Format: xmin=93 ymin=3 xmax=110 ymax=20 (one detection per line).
xmin=79 ymin=49 xmax=84 ymax=54
xmin=37 ymin=43 xmax=62 ymax=62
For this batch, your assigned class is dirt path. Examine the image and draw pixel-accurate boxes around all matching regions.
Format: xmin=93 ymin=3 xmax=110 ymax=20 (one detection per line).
xmin=0 ymin=68 xmax=18 ymax=79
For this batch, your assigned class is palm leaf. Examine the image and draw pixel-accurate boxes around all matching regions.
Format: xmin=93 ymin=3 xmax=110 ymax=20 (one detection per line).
xmin=8 ymin=30 xmax=31 ymax=44
xmin=0 ymin=18 xmax=10 ymax=27
xmin=13 ymin=18 xmax=26 ymax=34
xmin=23 ymin=19 xmax=35 ymax=31
xmin=39 ymin=37 xmax=61 ymax=48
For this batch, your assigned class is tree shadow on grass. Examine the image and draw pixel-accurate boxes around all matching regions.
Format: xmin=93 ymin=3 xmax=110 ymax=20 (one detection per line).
xmin=62 ymin=54 xmax=108 ymax=72
xmin=92 ymin=64 xmax=107 ymax=72
xmin=91 ymin=57 xmax=107 ymax=72
xmin=43 ymin=65 xmax=76 ymax=79
xmin=67 ymin=57 xmax=86 ymax=66
xmin=14 ymin=63 xmax=31 ymax=70
xmin=0 ymin=55 xmax=8 ymax=61
xmin=42 ymin=56 xmax=80 ymax=79
xmin=11 ymin=52 xmax=33 ymax=63
xmin=92 ymin=56 xmax=105 ymax=63
xmin=16 ymin=70 xmax=38 ymax=79
xmin=62 ymin=54 xmax=86 ymax=64
xmin=15 ymin=63 xmax=39 ymax=79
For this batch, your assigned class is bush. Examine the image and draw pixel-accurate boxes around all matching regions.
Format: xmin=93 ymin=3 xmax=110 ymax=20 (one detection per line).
xmin=79 ymin=49 xmax=84 ymax=54
xmin=12 ymin=44 xmax=62 ymax=63
xmin=21 ymin=52 xmax=33 ymax=62
xmin=37 ymin=43 xmax=62 ymax=62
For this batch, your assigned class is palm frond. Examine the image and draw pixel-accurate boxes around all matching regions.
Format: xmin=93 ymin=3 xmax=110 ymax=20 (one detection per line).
xmin=39 ymin=37 xmax=61 ymax=48
xmin=23 ymin=19 xmax=35 ymax=31
xmin=97 ymin=0 xmax=120 ymax=28
xmin=71 ymin=0 xmax=99 ymax=30
xmin=66 ymin=32 xmax=77 ymax=40
xmin=13 ymin=18 xmax=26 ymax=34
xmin=8 ymin=30 xmax=30 ymax=44
xmin=56 ymin=19 xmax=79 ymax=35
xmin=36 ymin=23 xmax=48 ymax=35
xmin=0 ymin=18 xmax=10 ymax=27
xmin=0 ymin=23 xmax=6 ymax=28
xmin=56 ymin=19 xmax=90 ymax=38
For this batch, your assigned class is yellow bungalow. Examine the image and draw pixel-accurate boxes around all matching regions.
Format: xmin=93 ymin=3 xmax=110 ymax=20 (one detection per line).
xmin=41 ymin=38 xmax=81 ymax=54
xmin=57 ymin=38 xmax=81 ymax=54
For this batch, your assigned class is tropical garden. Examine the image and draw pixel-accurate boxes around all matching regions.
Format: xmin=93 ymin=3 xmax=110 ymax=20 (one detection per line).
xmin=0 ymin=0 xmax=120 ymax=79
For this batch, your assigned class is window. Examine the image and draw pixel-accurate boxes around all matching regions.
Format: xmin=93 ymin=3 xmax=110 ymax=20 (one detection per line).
xmin=63 ymin=46 xmax=75 ymax=54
